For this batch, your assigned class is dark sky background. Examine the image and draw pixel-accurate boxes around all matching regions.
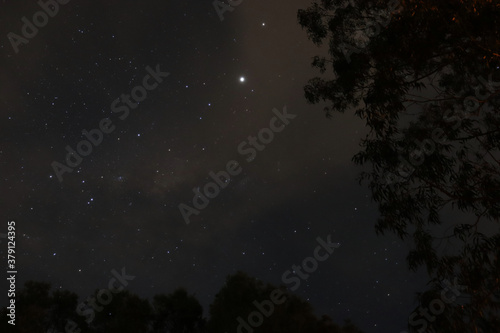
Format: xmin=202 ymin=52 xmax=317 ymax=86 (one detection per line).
xmin=0 ymin=1 xmax=430 ymax=332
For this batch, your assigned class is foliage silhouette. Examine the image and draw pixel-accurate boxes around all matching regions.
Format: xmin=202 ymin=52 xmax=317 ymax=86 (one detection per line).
xmin=151 ymin=287 xmax=205 ymax=333
xmin=298 ymin=0 xmax=500 ymax=331
xmin=1 ymin=275 xmax=363 ymax=333
xmin=208 ymin=271 xmax=364 ymax=333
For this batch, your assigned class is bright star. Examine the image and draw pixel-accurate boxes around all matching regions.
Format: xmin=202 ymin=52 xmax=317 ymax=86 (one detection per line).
xmin=239 ymin=76 xmax=245 ymax=83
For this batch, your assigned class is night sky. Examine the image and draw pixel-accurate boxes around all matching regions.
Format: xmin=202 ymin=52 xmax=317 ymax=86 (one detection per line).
xmin=1 ymin=1 xmax=430 ymax=332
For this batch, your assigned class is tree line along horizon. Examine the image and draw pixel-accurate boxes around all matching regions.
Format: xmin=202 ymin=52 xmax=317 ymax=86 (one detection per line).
xmin=0 ymin=270 xmax=364 ymax=333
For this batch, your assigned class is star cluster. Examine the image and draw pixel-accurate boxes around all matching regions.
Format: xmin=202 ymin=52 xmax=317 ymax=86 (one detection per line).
xmin=0 ymin=1 xmax=428 ymax=332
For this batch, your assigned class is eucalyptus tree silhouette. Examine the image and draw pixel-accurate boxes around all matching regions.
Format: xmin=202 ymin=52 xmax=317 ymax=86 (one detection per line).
xmin=298 ymin=0 xmax=500 ymax=331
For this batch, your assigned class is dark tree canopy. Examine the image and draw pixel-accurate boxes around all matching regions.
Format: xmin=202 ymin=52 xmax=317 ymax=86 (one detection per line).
xmin=0 ymin=281 xmax=86 ymax=333
xmin=298 ymin=0 xmax=500 ymax=331
xmin=1 ymin=276 xmax=363 ymax=333
xmin=90 ymin=290 xmax=152 ymax=333
xmin=208 ymin=271 xmax=363 ymax=333
xmin=151 ymin=287 xmax=205 ymax=333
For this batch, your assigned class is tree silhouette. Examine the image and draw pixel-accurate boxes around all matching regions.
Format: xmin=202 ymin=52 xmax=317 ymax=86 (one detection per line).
xmin=208 ymin=271 xmax=363 ymax=333
xmin=151 ymin=287 xmax=205 ymax=333
xmin=298 ymin=0 xmax=500 ymax=331
xmin=1 ymin=274 xmax=364 ymax=333
xmin=0 ymin=281 xmax=87 ymax=333
xmin=47 ymin=289 xmax=86 ymax=333
xmin=18 ymin=280 xmax=51 ymax=333
xmin=90 ymin=290 xmax=151 ymax=333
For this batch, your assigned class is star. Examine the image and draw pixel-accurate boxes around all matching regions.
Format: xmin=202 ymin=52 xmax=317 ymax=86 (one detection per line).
xmin=239 ymin=76 xmax=245 ymax=83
